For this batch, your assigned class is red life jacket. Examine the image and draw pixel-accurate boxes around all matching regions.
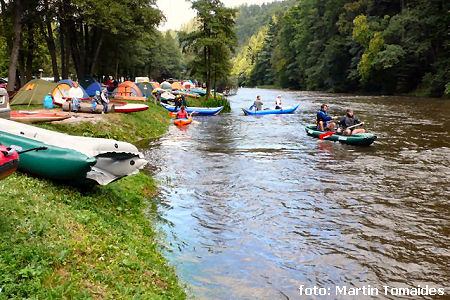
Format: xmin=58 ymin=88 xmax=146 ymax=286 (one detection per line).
xmin=176 ymin=110 xmax=188 ymax=119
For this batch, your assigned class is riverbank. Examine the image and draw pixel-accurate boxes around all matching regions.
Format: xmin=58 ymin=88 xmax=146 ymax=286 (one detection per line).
xmin=0 ymin=103 xmax=186 ymax=298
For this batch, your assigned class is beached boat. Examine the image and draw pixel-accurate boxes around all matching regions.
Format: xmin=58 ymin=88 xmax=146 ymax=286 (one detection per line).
xmin=242 ymin=105 xmax=299 ymax=115
xmin=114 ymin=103 xmax=149 ymax=113
xmin=10 ymin=111 xmax=71 ymax=123
xmin=305 ymin=125 xmax=377 ymax=146
xmin=160 ymin=103 xmax=223 ymax=116
xmin=0 ymin=145 xmax=19 ymax=180
xmin=0 ymin=118 xmax=147 ymax=185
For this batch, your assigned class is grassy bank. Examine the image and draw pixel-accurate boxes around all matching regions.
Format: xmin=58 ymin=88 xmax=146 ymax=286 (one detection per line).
xmin=0 ymin=104 xmax=186 ymax=298
xmin=186 ymin=94 xmax=231 ymax=113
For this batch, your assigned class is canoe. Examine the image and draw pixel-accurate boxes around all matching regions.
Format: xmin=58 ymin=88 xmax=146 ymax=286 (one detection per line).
xmin=160 ymin=103 xmax=223 ymax=116
xmin=305 ymin=125 xmax=377 ymax=146
xmin=0 ymin=118 xmax=147 ymax=185
xmin=174 ymin=118 xmax=193 ymax=126
xmin=0 ymin=145 xmax=19 ymax=180
xmin=114 ymin=103 xmax=149 ymax=113
xmin=10 ymin=111 xmax=71 ymax=123
xmin=242 ymin=105 xmax=299 ymax=115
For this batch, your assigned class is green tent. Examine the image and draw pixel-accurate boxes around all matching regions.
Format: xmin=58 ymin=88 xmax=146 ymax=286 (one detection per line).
xmin=10 ymin=79 xmax=57 ymax=106
xmin=136 ymin=82 xmax=153 ymax=98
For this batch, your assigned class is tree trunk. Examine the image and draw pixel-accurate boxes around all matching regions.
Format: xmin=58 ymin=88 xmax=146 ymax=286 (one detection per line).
xmin=41 ymin=2 xmax=60 ymax=82
xmin=205 ymin=46 xmax=211 ymax=101
xmin=90 ymin=32 xmax=103 ymax=75
xmin=7 ymin=0 xmax=23 ymax=92
xmin=25 ymin=23 xmax=35 ymax=82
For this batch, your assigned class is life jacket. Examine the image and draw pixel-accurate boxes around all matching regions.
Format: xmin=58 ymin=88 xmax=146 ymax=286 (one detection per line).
xmin=176 ymin=110 xmax=188 ymax=119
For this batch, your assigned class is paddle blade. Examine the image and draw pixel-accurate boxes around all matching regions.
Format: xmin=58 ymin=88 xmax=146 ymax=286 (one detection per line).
xmin=319 ymin=131 xmax=335 ymax=139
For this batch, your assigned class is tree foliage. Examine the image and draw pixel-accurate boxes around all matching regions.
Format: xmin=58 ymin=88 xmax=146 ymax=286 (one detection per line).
xmin=233 ymin=0 xmax=450 ymax=97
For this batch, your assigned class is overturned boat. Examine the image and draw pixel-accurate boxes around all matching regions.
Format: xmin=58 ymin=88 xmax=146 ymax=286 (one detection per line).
xmin=0 ymin=118 xmax=147 ymax=185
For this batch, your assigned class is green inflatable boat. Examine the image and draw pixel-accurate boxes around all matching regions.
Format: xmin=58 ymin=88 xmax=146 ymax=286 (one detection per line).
xmin=0 ymin=118 xmax=147 ymax=185
xmin=305 ymin=125 xmax=377 ymax=146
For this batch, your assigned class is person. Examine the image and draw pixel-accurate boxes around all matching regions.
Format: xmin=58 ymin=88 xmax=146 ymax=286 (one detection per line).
xmin=316 ymin=104 xmax=336 ymax=131
xmin=71 ymin=97 xmax=80 ymax=112
xmin=43 ymin=93 xmax=54 ymax=109
xmin=251 ymin=95 xmax=263 ymax=111
xmin=176 ymin=105 xmax=189 ymax=119
xmin=275 ymin=95 xmax=282 ymax=109
xmin=180 ymin=94 xmax=187 ymax=106
xmin=100 ymin=89 xmax=109 ymax=114
xmin=338 ymin=109 xmax=366 ymax=135
xmin=92 ymin=91 xmax=102 ymax=112
xmin=174 ymin=95 xmax=182 ymax=110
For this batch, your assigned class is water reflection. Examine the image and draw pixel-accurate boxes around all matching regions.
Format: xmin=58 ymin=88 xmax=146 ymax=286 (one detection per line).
xmin=145 ymin=88 xmax=449 ymax=299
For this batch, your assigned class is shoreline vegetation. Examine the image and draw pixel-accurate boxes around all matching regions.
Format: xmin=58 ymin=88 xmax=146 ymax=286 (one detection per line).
xmin=0 ymin=103 xmax=187 ymax=299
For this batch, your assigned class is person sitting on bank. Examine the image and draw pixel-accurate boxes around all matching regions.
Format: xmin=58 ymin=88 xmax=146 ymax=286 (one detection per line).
xmin=100 ymin=89 xmax=109 ymax=114
xmin=176 ymin=105 xmax=189 ymax=119
xmin=317 ymin=104 xmax=336 ymax=131
xmin=251 ymin=95 xmax=263 ymax=111
xmin=92 ymin=91 xmax=102 ymax=112
xmin=338 ymin=109 xmax=366 ymax=135
xmin=275 ymin=95 xmax=282 ymax=109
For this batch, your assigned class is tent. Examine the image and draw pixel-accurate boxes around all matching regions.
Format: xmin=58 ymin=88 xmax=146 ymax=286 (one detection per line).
xmin=136 ymin=82 xmax=153 ymax=98
xmin=171 ymin=82 xmax=183 ymax=90
xmin=10 ymin=79 xmax=57 ymax=106
xmin=80 ymin=77 xmax=102 ymax=97
xmin=113 ymin=81 xmax=146 ymax=101
xmin=150 ymin=82 xmax=160 ymax=89
xmin=52 ymin=80 xmax=89 ymax=106
xmin=160 ymin=81 xmax=172 ymax=90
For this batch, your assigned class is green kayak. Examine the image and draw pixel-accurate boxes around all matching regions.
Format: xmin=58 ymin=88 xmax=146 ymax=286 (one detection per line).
xmin=305 ymin=125 xmax=377 ymax=146
xmin=0 ymin=131 xmax=96 ymax=181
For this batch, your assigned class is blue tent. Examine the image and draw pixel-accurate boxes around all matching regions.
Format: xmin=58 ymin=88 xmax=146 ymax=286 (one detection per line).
xmin=80 ymin=77 xmax=102 ymax=97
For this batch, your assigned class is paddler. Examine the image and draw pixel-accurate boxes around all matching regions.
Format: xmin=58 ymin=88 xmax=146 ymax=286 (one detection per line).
xmin=176 ymin=105 xmax=189 ymax=119
xmin=316 ymin=104 xmax=336 ymax=131
xmin=275 ymin=95 xmax=282 ymax=109
xmin=251 ymin=95 xmax=263 ymax=111
xmin=338 ymin=109 xmax=366 ymax=135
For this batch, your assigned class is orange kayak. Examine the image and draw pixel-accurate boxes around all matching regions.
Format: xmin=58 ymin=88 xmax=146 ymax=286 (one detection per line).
xmin=10 ymin=111 xmax=71 ymax=123
xmin=174 ymin=118 xmax=192 ymax=126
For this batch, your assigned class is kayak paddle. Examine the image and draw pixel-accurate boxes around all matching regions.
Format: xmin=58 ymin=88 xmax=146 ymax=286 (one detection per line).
xmin=319 ymin=122 xmax=364 ymax=139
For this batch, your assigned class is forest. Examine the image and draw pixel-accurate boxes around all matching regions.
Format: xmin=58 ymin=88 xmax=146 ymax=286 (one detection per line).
xmin=0 ymin=0 xmax=185 ymax=91
xmin=232 ymin=0 xmax=450 ymax=97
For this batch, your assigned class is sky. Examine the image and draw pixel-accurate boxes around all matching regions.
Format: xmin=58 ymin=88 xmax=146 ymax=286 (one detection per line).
xmin=157 ymin=0 xmax=280 ymax=31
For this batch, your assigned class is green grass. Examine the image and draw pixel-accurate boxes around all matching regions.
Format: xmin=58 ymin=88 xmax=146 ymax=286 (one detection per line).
xmin=186 ymin=94 xmax=231 ymax=113
xmin=1 ymin=102 xmax=186 ymax=299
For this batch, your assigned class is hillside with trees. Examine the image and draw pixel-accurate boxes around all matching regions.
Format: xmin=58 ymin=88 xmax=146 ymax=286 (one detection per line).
xmin=232 ymin=0 xmax=450 ymax=97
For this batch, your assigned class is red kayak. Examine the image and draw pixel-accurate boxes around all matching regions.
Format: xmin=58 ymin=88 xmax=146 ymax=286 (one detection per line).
xmin=0 ymin=145 xmax=19 ymax=180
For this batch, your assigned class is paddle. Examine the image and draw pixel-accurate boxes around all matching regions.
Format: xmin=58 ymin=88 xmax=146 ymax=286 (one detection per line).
xmin=319 ymin=122 xmax=364 ymax=139
xmin=2 ymin=146 xmax=48 ymax=156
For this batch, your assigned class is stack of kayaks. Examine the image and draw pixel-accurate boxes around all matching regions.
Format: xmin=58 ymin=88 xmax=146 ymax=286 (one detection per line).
xmin=0 ymin=145 xmax=19 ymax=180
xmin=174 ymin=118 xmax=193 ymax=127
xmin=242 ymin=105 xmax=299 ymax=116
xmin=0 ymin=118 xmax=148 ymax=185
xmin=305 ymin=125 xmax=377 ymax=146
xmin=160 ymin=103 xmax=223 ymax=116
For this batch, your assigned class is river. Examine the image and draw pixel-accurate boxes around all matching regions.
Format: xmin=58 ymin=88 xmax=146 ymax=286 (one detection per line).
xmin=145 ymin=88 xmax=449 ymax=299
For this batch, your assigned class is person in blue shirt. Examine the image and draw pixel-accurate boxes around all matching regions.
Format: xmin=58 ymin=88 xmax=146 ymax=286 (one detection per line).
xmin=317 ymin=104 xmax=336 ymax=131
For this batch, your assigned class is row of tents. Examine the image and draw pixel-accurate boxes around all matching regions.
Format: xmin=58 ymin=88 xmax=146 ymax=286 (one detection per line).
xmin=10 ymin=78 xmax=203 ymax=106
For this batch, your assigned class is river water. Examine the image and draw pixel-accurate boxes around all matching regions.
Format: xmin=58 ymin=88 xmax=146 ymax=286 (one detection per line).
xmin=145 ymin=88 xmax=449 ymax=299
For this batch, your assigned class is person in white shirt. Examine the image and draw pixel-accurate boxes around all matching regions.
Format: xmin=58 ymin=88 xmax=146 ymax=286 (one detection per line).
xmin=275 ymin=95 xmax=282 ymax=109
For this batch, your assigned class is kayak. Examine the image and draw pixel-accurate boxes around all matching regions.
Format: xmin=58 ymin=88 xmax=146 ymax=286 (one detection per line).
xmin=305 ymin=125 xmax=377 ymax=146
xmin=0 ymin=118 xmax=147 ymax=185
xmin=0 ymin=145 xmax=19 ymax=180
xmin=10 ymin=111 xmax=71 ymax=123
xmin=242 ymin=105 xmax=299 ymax=115
xmin=112 ymin=95 xmax=147 ymax=102
xmin=114 ymin=103 xmax=149 ymax=113
xmin=174 ymin=118 xmax=193 ymax=126
xmin=160 ymin=103 xmax=223 ymax=116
